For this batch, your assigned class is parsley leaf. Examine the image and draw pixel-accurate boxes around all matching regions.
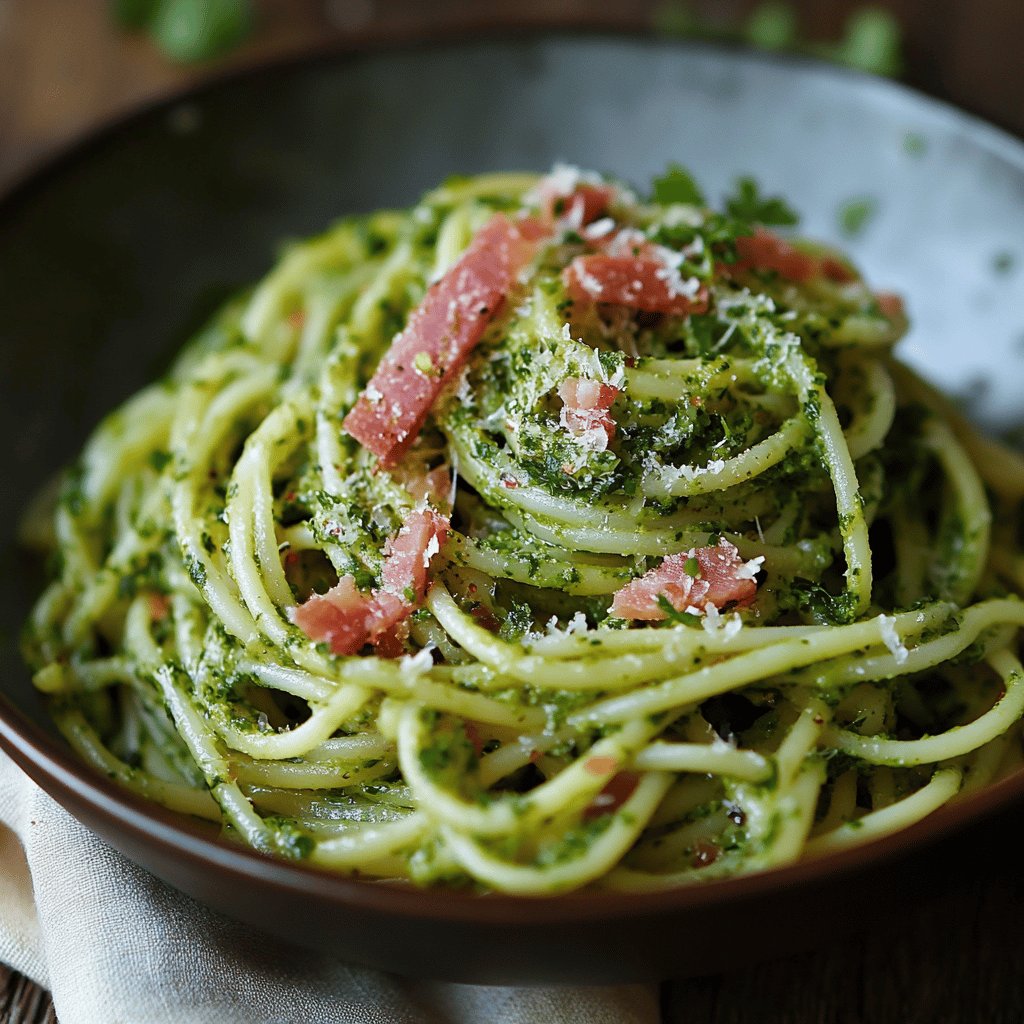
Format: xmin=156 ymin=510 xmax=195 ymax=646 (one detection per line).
xmin=499 ymin=599 xmax=535 ymax=643
xmin=789 ymin=581 xmax=858 ymax=625
xmin=993 ymin=251 xmax=1016 ymax=276
xmin=656 ymin=594 xmax=701 ymax=626
xmin=148 ymin=449 xmax=172 ymax=472
xmin=724 ymin=176 xmax=799 ymax=227
xmin=651 ymin=163 xmax=706 ymax=206
xmin=112 ymin=0 xmax=160 ymax=29
xmin=838 ymin=197 xmax=877 ymax=238
xmin=745 ymin=2 xmax=798 ymax=50
xmin=150 ymin=0 xmax=252 ymax=64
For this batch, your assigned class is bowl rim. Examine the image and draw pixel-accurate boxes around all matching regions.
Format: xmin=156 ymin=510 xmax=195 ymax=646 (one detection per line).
xmin=5 ymin=692 xmax=1024 ymax=925
xmin=2 ymin=27 xmax=1022 ymax=214
xmin=2 ymin=28 xmax=1024 ymax=927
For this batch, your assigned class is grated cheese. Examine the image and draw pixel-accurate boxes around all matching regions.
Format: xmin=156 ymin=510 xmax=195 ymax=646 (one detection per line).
xmin=878 ymin=615 xmax=909 ymax=664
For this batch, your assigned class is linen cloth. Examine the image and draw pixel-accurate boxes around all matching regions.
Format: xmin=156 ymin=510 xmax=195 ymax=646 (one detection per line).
xmin=0 ymin=751 xmax=659 ymax=1024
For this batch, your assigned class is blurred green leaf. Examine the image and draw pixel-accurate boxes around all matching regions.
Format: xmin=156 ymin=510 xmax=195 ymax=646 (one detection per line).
xmin=902 ymin=132 xmax=928 ymax=157
xmin=992 ymin=251 xmax=1017 ymax=275
xmin=111 ymin=0 xmax=160 ymax=29
xmin=651 ymin=163 xmax=705 ymax=206
xmin=652 ymin=1 xmax=903 ymax=80
xmin=745 ymin=2 xmax=798 ymax=51
xmin=652 ymin=0 xmax=699 ymax=38
xmin=836 ymin=7 xmax=903 ymax=76
xmin=837 ymin=196 xmax=878 ymax=237
xmin=150 ymin=0 xmax=253 ymax=63
xmin=725 ymin=177 xmax=799 ymax=227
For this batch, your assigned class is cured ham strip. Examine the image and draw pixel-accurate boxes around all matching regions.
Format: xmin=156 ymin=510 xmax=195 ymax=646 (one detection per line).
xmin=343 ymin=214 xmax=545 ymax=469
xmin=379 ymin=508 xmax=447 ymax=602
xmin=291 ymin=577 xmax=372 ymax=658
xmin=730 ymin=228 xmax=858 ymax=285
xmin=610 ymin=540 xmax=761 ymax=621
xmin=583 ymin=771 xmax=640 ymax=822
xmin=534 ymin=164 xmax=616 ymax=228
xmin=291 ymin=510 xmax=449 ymax=656
xmin=397 ymin=464 xmax=453 ymax=510
xmin=818 ymin=255 xmax=858 ymax=284
xmin=732 ymin=229 xmax=819 ymax=282
xmin=563 ymin=253 xmax=710 ymax=316
xmin=875 ymin=291 xmax=905 ymax=320
xmin=541 ymin=182 xmax=615 ymax=227
xmin=558 ymin=377 xmax=619 ymax=452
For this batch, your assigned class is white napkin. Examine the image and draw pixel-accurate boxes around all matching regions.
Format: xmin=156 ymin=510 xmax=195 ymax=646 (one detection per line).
xmin=0 ymin=751 xmax=659 ymax=1024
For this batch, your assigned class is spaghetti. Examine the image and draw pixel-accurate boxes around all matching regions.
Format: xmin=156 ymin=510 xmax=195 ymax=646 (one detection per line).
xmin=23 ymin=166 xmax=1024 ymax=894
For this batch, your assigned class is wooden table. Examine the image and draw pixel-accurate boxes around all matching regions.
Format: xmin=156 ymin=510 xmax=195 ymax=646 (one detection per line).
xmin=3 ymin=0 xmax=1023 ymax=191
xmin=2 ymin=2 xmax=1022 ymax=1020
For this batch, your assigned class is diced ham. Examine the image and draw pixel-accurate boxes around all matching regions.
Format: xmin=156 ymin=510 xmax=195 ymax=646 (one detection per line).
xmin=291 ymin=576 xmax=371 ymax=657
xmin=583 ymin=755 xmax=619 ymax=776
xmin=610 ymin=540 xmax=762 ymax=621
xmin=728 ymin=229 xmax=861 ymax=286
xmin=734 ymin=226 xmax=889 ymax=302
xmin=343 ymin=214 xmax=546 ymax=468
xmin=147 ymin=593 xmax=170 ymax=622
xmin=601 ymin=227 xmax=649 ymax=259
xmin=583 ymin=771 xmax=640 ymax=822
xmin=543 ymin=183 xmax=615 ymax=227
xmin=558 ymin=377 xmax=619 ymax=451
xmin=379 ymin=508 xmax=448 ymax=600
xmin=400 ymin=465 xmax=453 ymax=510
xmin=291 ymin=510 xmax=449 ymax=656
xmin=470 ymin=603 xmax=501 ymax=633
xmin=463 ymin=721 xmax=485 ymax=758
xmin=819 ymin=255 xmax=858 ymax=284
xmin=875 ymin=291 xmax=905 ymax=320
xmin=563 ymin=253 xmax=709 ymax=316
xmin=534 ymin=166 xmax=615 ymax=228
xmin=731 ymin=228 xmax=819 ymax=283
xmin=372 ymin=621 xmax=411 ymax=660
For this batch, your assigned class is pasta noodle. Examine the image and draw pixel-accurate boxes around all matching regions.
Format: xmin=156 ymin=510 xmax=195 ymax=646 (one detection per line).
xmin=22 ymin=165 xmax=1024 ymax=895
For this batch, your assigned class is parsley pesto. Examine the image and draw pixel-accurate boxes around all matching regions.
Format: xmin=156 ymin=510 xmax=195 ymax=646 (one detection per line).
xmin=22 ymin=166 xmax=1024 ymax=895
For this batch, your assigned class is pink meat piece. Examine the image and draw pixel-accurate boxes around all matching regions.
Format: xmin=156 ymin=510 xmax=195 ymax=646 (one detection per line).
xmin=563 ymin=253 xmax=710 ymax=316
xmin=540 ymin=181 xmax=615 ymax=227
xmin=291 ymin=510 xmax=449 ymax=655
xmin=379 ymin=508 xmax=448 ymax=600
xmin=610 ymin=540 xmax=760 ymax=621
xmin=730 ymin=228 xmax=818 ymax=283
xmin=401 ymin=465 xmax=453 ymax=510
xmin=558 ymin=377 xmax=619 ymax=450
xmin=290 ymin=576 xmax=374 ymax=658
xmin=343 ymin=214 xmax=546 ymax=468
xmin=875 ymin=291 xmax=905 ymax=320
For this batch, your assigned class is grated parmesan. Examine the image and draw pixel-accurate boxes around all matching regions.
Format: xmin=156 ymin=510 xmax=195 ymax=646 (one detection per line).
xmin=878 ymin=614 xmax=909 ymax=665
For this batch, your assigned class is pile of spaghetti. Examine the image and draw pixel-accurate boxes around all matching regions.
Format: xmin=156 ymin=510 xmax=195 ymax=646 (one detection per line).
xmin=24 ymin=167 xmax=1024 ymax=894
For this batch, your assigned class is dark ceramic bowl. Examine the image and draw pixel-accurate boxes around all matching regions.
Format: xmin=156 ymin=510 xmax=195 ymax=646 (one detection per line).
xmin=2 ymin=36 xmax=1023 ymax=985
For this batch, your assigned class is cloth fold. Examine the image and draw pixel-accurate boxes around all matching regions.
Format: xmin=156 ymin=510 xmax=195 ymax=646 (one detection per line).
xmin=0 ymin=752 xmax=659 ymax=1024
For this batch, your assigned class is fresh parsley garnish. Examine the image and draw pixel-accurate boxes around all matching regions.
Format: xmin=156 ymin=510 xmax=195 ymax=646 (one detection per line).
xmin=724 ymin=176 xmax=800 ymax=227
xmin=838 ymin=197 xmax=877 ymax=238
xmin=499 ymin=599 xmax=535 ymax=643
xmin=789 ymin=581 xmax=858 ymax=625
xmin=651 ymin=163 xmax=706 ymax=206
xmin=656 ymin=594 xmax=701 ymax=626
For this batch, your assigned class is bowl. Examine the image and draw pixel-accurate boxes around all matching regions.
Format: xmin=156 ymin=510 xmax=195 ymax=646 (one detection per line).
xmin=2 ymin=34 xmax=1023 ymax=984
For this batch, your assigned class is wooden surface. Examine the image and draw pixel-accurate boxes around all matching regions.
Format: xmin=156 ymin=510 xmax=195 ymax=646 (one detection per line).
xmin=1 ymin=1 xmax=1022 ymax=1020
xmin=2 ymin=0 xmax=1023 ymax=193
xmin=0 ymin=971 xmax=56 ymax=1024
